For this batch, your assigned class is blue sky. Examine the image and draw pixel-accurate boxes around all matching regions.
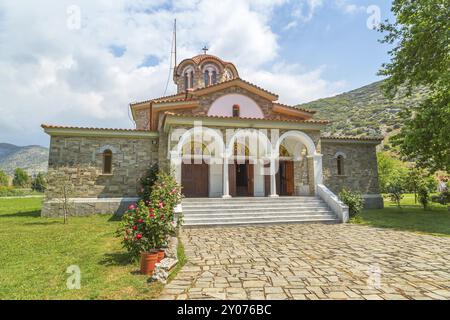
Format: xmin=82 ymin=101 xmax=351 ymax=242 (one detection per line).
xmin=0 ymin=0 xmax=394 ymax=147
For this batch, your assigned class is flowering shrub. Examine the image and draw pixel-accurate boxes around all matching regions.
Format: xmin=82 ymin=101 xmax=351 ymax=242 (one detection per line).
xmin=117 ymin=170 xmax=182 ymax=261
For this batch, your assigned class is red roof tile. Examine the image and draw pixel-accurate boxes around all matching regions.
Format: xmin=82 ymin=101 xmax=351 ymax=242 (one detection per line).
xmin=164 ymin=112 xmax=330 ymax=124
xmin=41 ymin=124 xmax=155 ymax=133
xmin=321 ymin=135 xmax=384 ymax=141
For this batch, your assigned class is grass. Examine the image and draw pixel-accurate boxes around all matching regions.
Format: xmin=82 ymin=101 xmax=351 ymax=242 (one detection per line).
xmin=351 ymin=194 xmax=450 ymax=237
xmin=0 ymin=197 xmax=184 ymax=300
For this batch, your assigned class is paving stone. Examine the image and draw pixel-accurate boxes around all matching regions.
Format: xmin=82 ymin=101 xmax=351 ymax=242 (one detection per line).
xmin=160 ymin=224 xmax=450 ymax=300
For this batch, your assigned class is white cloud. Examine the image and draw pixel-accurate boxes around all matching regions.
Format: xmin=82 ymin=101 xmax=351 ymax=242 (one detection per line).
xmin=334 ymin=0 xmax=366 ymax=14
xmin=0 ymin=0 xmax=345 ymax=146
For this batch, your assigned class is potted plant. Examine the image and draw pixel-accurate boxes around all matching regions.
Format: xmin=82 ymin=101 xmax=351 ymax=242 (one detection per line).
xmin=116 ymin=170 xmax=182 ymax=275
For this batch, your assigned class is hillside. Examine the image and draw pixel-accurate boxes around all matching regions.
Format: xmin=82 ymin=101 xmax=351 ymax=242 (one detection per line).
xmin=297 ymin=80 xmax=429 ymax=137
xmin=0 ymin=143 xmax=48 ymax=176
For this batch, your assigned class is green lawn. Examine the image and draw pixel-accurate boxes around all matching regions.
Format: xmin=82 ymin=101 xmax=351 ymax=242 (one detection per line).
xmin=352 ymin=194 xmax=450 ymax=237
xmin=0 ymin=198 xmax=167 ymax=300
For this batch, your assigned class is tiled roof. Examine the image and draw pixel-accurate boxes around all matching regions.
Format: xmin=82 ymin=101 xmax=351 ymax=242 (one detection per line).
xmin=321 ymin=135 xmax=384 ymax=141
xmin=130 ymin=77 xmax=279 ymax=106
xmin=273 ymin=102 xmax=317 ymax=114
xmin=164 ymin=112 xmax=330 ymax=124
xmin=190 ymin=54 xmax=233 ymax=66
xmin=41 ymin=124 xmax=153 ymax=133
xmin=193 ymin=77 xmax=278 ymax=99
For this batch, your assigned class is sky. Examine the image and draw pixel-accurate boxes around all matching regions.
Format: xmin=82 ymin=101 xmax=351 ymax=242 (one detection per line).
xmin=0 ymin=0 xmax=395 ymax=147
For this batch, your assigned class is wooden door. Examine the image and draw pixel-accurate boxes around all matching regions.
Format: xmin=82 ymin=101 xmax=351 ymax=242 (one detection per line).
xmin=284 ymin=161 xmax=294 ymax=196
xmin=228 ymin=162 xmax=237 ymax=197
xmin=264 ymin=163 xmax=270 ymax=196
xmin=247 ymin=162 xmax=254 ymax=197
xmin=181 ymin=162 xmax=209 ymax=197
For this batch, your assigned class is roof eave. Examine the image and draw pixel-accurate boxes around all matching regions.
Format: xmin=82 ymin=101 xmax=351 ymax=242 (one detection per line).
xmin=163 ymin=115 xmax=327 ymax=133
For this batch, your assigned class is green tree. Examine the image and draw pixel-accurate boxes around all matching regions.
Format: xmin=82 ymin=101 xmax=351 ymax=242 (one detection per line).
xmin=0 ymin=170 xmax=9 ymax=186
xmin=378 ymin=0 xmax=450 ymax=172
xmin=31 ymin=172 xmax=47 ymax=192
xmin=377 ymin=152 xmax=408 ymax=193
xmin=387 ymin=172 xmax=406 ymax=208
xmin=12 ymin=168 xmax=29 ymax=188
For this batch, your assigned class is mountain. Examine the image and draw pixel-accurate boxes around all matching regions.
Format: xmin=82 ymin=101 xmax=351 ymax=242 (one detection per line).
xmin=0 ymin=143 xmax=48 ymax=176
xmin=297 ymin=80 xmax=429 ymax=138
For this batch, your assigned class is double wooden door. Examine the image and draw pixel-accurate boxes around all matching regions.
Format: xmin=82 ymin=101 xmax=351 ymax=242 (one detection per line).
xmin=229 ymin=161 xmax=254 ymax=197
xmin=181 ymin=162 xmax=209 ymax=197
xmin=264 ymin=160 xmax=294 ymax=196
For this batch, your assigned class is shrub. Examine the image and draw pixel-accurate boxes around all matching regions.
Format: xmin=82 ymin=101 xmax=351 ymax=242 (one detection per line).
xmin=339 ymin=189 xmax=364 ymax=218
xmin=432 ymin=191 xmax=450 ymax=206
xmin=0 ymin=170 xmax=9 ymax=186
xmin=0 ymin=186 xmax=28 ymax=197
xmin=12 ymin=168 xmax=29 ymax=188
xmin=387 ymin=174 xmax=405 ymax=207
xmin=417 ymin=184 xmax=430 ymax=210
xmin=31 ymin=173 xmax=47 ymax=192
xmin=138 ymin=163 xmax=159 ymax=202
xmin=117 ymin=170 xmax=182 ymax=261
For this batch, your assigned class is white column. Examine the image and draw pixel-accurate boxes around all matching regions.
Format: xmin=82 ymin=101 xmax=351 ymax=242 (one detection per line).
xmin=169 ymin=151 xmax=182 ymax=184
xmin=308 ymin=154 xmax=323 ymax=194
xmin=269 ymin=156 xmax=279 ymax=197
xmin=222 ymin=151 xmax=231 ymax=198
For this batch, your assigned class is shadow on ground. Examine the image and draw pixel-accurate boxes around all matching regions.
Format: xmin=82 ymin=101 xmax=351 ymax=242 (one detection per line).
xmin=99 ymin=252 xmax=132 ymax=266
xmin=0 ymin=210 xmax=41 ymax=218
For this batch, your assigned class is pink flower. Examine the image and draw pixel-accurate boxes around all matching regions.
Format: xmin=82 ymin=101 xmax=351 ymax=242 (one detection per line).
xmin=132 ymin=225 xmax=137 ymax=231
xmin=158 ymin=202 xmax=165 ymax=209
xmin=149 ymin=208 xmax=155 ymax=213
xmin=128 ymin=204 xmax=136 ymax=210
xmin=138 ymin=219 xmax=144 ymax=223
xmin=124 ymin=236 xmax=129 ymax=241
xmin=149 ymin=213 xmax=155 ymax=219
xmin=135 ymin=233 xmax=142 ymax=240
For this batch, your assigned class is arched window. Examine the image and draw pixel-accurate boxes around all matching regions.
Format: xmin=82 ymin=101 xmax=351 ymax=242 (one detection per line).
xmin=232 ymin=104 xmax=240 ymax=117
xmin=337 ymin=155 xmax=344 ymax=176
xmin=184 ymin=73 xmax=189 ymax=90
xmin=204 ymin=70 xmax=210 ymax=86
xmin=189 ymin=71 xmax=194 ymax=88
xmin=103 ymin=150 xmax=113 ymax=174
xmin=212 ymin=70 xmax=217 ymax=84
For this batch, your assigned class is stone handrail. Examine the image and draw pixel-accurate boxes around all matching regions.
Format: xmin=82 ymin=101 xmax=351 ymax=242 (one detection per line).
xmin=316 ymin=184 xmax=349 ymax=223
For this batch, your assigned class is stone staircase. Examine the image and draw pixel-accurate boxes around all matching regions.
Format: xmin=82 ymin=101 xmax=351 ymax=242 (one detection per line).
xmin=181 ymin=197 xmax=339 ymax=227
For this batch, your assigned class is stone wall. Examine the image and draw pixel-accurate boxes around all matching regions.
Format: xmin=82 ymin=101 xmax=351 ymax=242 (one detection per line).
xmin=45 ymin=135 xmax=158 ymax=199
xmin=321 ymin=141 xmax=383 ymax=209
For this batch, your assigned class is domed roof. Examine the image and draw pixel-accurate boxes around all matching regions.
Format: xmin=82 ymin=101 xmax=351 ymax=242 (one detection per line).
xmin=174 ymin=53 xmax=239 ymax=80
xmin=190 ymin=54 xmax=233 ymax=66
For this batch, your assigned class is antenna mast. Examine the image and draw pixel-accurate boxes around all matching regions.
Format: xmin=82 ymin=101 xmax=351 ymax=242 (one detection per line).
xmin=163 ymin=19 xmax=177 ymax=96
xmin=174 ymin=19 xmax=177 ymax=68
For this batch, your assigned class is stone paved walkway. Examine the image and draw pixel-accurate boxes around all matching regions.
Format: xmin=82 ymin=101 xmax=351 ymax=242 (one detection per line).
xmin=160 ymin=224 xmax=450 ymax=300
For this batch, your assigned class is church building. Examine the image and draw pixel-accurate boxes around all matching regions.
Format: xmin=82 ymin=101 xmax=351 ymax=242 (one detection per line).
xmin=41 ymin=53 xmax=383 ymax=221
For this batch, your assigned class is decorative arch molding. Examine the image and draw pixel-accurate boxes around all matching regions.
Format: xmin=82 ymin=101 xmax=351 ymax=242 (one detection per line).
xmin=172 ymin=126 xmax=225 ymax=159
xmin=333 ymin=151 xmax=347 ymax=159
xmin=208 ymin=94 xmax=264 ymax=119
xmin=274 ymin=131 xmax=316 ymax=157
xmin=226 ymin=128 xmax=272 ymax=158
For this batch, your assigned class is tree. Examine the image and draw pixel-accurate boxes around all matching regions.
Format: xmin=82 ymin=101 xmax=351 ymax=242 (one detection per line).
xmin=0 ymin=170 xmax=9 ymax=186
xmin=47 ymin=169 xmax=74 ymax=224
xmin=31 ymin=172 xmax=47 ymax=192
xmin=12 ymin=168 xmax=29 ymax=188
xmin=387 ymin=173 xmax=406 ymax=208
xmin=378 ymin=0 xmax=450 ymax=172
xmin=377 ymin=151 xmax=408 ymax=193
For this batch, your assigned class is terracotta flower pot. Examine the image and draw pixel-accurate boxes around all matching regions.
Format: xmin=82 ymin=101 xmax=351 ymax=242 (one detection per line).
xmin=157 ymin=249 xmax=165 ymax=263
xmin=140 ymin=251 xmax=158 ymax=275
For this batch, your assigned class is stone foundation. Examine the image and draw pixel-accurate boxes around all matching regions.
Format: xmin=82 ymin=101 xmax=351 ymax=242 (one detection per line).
xmin=363 ymin=194 xmax=384 ymax=209
xmin=41 ymin=197 xmax=139 ymax=217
